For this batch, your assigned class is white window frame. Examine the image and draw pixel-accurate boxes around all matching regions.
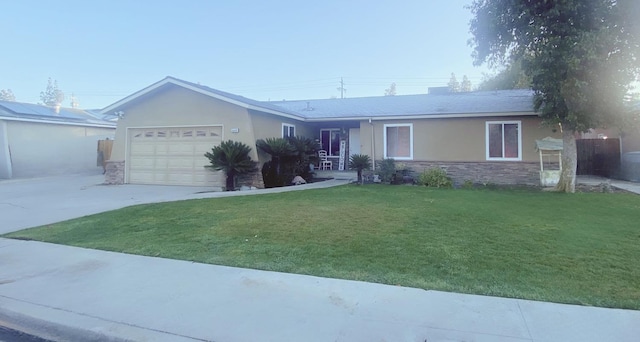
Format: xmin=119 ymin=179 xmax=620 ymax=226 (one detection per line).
xmin=383 ymin=123 xmax=413 ymax=160
xmin=485 ymin=120 xmax=522 ymax=161
xmin=282 ymin=123 xmax=295 ymax=138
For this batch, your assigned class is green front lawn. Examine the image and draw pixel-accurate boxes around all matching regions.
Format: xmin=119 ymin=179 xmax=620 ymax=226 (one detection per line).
xmin=5 ymin=185 xmax=640 ymax=309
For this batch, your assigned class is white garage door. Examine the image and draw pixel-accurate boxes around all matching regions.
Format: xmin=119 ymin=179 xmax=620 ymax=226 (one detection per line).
xmin=128 ymin=126 xmax=224 ymax=186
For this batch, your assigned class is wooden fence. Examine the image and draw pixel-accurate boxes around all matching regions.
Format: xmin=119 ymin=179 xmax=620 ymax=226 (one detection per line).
xmin=97 ymin=139 xmax=114 ymax=172
xmin=576 ymin=138 xmax=620 ymax=177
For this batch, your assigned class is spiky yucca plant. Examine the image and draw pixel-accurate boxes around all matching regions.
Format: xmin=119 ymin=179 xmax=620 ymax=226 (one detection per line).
xmin=205 ymin=140 xmax=257 ymax=191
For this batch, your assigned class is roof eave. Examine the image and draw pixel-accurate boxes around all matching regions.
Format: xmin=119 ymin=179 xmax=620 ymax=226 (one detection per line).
xmin=101 ymin=77 xmax=305 ymax=121
xmin=304 ymin=111 xmax=538 ymax=122
xmin=0 ymin=116 xmax=117 ymax=128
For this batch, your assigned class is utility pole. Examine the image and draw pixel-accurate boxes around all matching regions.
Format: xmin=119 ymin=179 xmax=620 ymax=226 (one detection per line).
xmin=337 ymin=77 xmax=346 ymax=99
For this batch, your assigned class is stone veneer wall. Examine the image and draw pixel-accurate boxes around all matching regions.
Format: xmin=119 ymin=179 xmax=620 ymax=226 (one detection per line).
xmin=404 ymin=161 xmax=540 ymax=186
xmin=237 ymin=171 xmax=265 ymax=189
xmin=104 ymin=160 xmax=125 ymax=185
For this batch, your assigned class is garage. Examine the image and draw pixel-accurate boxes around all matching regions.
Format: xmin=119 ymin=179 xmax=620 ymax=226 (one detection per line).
xmin=127 ymin=126 xmax=223 ymax=186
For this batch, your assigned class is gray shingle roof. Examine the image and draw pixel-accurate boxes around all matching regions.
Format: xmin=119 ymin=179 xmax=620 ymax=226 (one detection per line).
xmin=173 ymin=78 xmax=305 ymax=119
xmin=267 ymin=89 xmax=536 ymax=120
xmin=101 ymin=76 xmax=537 ymax=122
xmin=0 ymin=101 xmax=116 ymax=127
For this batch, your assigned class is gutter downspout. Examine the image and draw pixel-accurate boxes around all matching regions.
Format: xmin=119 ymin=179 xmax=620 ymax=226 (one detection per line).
xmin=369 ymin=118 xmax=375 ymax=170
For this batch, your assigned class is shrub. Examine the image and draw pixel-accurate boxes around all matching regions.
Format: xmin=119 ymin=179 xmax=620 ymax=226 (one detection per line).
xmin=349 ymin=154 xmax=372 ymax=184
xmin=376 ymin=158 xmax=396 ymax=183
xmin=462 ymin=179 xmax=475 ymax=189
xmin=204 ymin=140 xmax=258 ymax=191
xmin=417 ymin=167 xmax=453 ymax=188
xmin=257 ymin=136 xmax=318 ymax=188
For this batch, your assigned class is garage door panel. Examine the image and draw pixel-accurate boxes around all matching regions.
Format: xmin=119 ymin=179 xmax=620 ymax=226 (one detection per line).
xmin=154 ymin=157 xmax=169 ymax=168
xmin=129 ymin=158 xmax=155 ymax=169
xmin=130 ymin=144 xmax=155 ymax=155
xmin=129 ymin=171 xmax=155 ymax=184
xmin=128 ymin=126 xmax=225 ymax=187
xmin=168 ymin=144 xmax=194 ymax=154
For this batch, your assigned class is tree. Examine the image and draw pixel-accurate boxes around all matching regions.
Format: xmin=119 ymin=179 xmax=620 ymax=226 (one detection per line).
xmin=349 ymin=154 xmax=371 ymax=184
xmin=478 ymin=59 xmax=531 ymax=91
xmin=39 ymin=78 xmax=65 ymax=106
xmin=384 ymin=82 xmax=397 ymax=96
xmin=447 ymin=73 xmax=460 ymax=92
xmin=470 ymin=0 xmax=640 ymax=192
xmin=204 ymin=140 xmax=258 ymax=191
xmin=0 ymin=89 xmax=16 ymax=101
xmin=460 ymin=75 xmax=472 ymax=92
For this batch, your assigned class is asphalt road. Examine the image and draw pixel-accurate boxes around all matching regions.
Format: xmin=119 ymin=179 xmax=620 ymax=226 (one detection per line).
xmin=0 ymin=326 xmax=51 ymax=342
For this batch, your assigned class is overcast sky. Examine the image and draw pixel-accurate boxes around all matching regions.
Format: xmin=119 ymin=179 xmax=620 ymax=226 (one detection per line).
xmin=1 ymin=0 xmax=492 ymax=109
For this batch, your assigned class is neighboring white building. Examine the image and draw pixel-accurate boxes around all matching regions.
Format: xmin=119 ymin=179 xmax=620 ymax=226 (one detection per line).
xmin=0 ymin=101 xmax=116 ymax=179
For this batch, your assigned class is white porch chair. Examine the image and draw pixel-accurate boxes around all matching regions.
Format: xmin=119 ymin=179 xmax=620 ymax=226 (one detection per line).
xmin=318 ymin=150 xmax=333 ymax=170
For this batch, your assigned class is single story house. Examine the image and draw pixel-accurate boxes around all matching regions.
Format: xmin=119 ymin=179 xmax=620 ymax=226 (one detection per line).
xmin=101 ymin=76 xmax=561 ymax=188
xmin=0 ymin=101 xmax=116 ymax=179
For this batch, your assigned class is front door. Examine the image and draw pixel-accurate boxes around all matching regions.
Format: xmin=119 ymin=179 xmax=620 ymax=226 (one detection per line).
xmin=349 ymin=128 xmax=360 ymax=156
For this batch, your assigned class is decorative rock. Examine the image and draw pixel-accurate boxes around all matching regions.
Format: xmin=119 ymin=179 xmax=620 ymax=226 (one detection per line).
xmin=291 ymin=176 xmax=307 ymax=185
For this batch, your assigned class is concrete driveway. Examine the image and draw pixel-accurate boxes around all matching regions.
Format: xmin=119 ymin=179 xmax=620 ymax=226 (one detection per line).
xmin=0 ymin=172 xmax=349 ymax=234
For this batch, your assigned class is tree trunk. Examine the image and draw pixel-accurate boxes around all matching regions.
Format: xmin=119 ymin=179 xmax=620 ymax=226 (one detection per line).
xmin=225 ymin=171 xmax=236 ymax=191
xmin=357 ymin=170 xmax=363 ymax=184
xmin=556 ymin=129 xmax=577 ymax=193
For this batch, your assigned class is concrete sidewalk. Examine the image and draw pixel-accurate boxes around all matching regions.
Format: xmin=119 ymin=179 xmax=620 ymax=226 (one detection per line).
xmin=1 ymin=238 xmax=638 ymax=342
xmin=577 ymin=175 xmax=640 ymax=194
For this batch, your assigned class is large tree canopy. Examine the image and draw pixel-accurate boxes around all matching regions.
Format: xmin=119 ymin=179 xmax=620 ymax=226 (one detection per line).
xmin=469 ymin=0 xmax=640 ymax=192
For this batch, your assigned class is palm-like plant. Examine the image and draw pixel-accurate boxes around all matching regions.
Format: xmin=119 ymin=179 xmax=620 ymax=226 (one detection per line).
xmin=256 ymin=137 xmax=295 ymax=175
xmin=349 ymin=154 xmax=372 ymax=184
xmin=287 ymin=136 xmax=319 ymax=178
xmin=204 ymin=140 xmax=258 ymax=191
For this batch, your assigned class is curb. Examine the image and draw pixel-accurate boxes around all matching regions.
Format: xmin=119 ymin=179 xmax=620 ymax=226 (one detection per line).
xmin=0 ymin=296 xmax=198 ymax=342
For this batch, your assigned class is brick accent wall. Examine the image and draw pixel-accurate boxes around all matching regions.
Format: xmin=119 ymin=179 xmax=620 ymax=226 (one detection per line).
xmin=404 ymin=161 xmax=540 ymax=186
xmin=104 ymin=160 xmax=125 ymax=185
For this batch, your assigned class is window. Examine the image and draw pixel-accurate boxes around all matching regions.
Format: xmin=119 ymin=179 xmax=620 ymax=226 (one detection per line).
xmin=384 ymin=124 xmax=413 ymax=160
xmin=282 ymin=123 xmax=295 ymax=138
xmin=320 ymin=128 xmax=341 ymax=156
xmin=486 ymin=121 xmax=522 ymax=160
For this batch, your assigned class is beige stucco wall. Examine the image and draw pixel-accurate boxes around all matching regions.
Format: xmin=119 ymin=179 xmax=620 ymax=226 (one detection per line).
xmin=3 ymin=120 xmax=114 ymax=178
xmin=249 ymin=110 xmax=310 ymax=163
xmin=359 ymin=116 xmax=560 ymax=162
xmin=111 ymin=85 xmax=264 ymax=162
